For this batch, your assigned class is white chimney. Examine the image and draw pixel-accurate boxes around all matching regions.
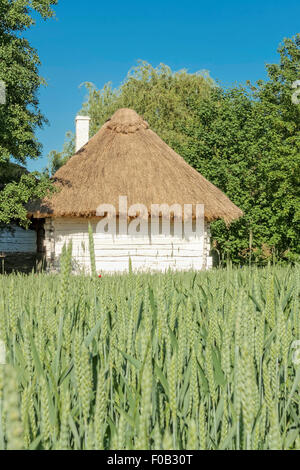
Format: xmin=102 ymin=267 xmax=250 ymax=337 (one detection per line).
xmin=75 ymin=115 xmax=91 ymax=152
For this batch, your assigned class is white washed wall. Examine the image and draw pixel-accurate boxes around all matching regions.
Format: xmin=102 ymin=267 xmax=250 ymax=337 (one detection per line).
xmin=0 ymin=225 xmax=37 ymax=253
xmin=46 ymin=218 xmax=212 ymax=273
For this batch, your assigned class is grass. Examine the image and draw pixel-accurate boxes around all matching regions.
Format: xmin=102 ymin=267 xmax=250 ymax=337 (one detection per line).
xmin=0 ymin=254 xmax=299 ymax=449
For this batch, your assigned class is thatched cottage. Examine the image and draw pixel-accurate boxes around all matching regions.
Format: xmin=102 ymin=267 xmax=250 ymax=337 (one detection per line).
xmin=28 ymin=108 xmax=242 ymax=273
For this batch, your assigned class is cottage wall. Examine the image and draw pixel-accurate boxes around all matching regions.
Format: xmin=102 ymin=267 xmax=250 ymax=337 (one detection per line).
xmin=45 ymin=217 xmax=213 ymax=273
xmin=0 ymin=225 xmax=37 ymax=253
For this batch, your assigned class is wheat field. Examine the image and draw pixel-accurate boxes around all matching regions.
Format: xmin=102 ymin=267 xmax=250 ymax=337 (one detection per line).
xmin=0 ymin=248 xmax=299 ymax=450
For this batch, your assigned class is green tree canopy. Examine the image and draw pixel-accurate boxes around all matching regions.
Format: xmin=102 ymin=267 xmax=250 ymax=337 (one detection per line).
xmin=49 ymin=63 xmax=214 ymax=173
xmin=47 ymin=130 xmax=75 ymax=176
xmin=0 ymin=0 xmax=57 ymax=226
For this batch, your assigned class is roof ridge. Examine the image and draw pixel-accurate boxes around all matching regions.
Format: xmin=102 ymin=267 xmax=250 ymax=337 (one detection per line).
xmin=106 ymin=108 xmax=149 ymax=134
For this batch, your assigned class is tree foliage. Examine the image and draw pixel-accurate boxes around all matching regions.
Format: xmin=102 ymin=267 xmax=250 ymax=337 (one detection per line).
xmin=50 ymin=63 xmax=214 ymax=173
xmin=48 ymin=131 xmax=75 ymax=175
xmin=0 ymin=0 xmax=57 ymax=225
xmin=0 ymin=163 xmax=53 ymax=227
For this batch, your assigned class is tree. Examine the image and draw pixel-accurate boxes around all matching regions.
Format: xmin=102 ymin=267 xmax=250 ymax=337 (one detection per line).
xmin=82 ymin=62 xmax=214 ymax=150
xmin=0 ymin=0 xmax=57 ymax=226
xmin=208 ymin=35 xmax=300 ymax=264
xmin=48 ymin=131 xmax=75 ymax=176
xmin=164 ymin=35 xmax=300 ymax=264
xmin=0 ymin=162 xmax=52 ymax=227
xmin=49 ymin=63 xmax=213 ymax=173
xmin=248 ymin=35 xmax=300 ymax=262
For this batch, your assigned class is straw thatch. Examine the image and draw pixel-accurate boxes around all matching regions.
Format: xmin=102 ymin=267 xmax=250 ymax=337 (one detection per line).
xmin=28 ymin=108 xmax=243 ymax=223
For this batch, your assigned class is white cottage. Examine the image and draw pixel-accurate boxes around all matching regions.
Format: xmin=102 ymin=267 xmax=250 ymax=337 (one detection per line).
xmin=28 ymin=108 xmax=242 ymax=273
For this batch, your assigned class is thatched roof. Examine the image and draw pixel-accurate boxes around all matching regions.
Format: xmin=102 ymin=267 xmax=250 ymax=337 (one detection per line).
xmin=28 ymin=108 xmax=243 ymax=223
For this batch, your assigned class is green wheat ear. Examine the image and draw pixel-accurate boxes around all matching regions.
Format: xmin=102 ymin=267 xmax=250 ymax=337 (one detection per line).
xmin=128 ymin=255 xmax=132 ymax=274
xmin=3 ymin=365 xmax=23 ymax=450
xmin=88 ymin=222 xmax=97 ymax=277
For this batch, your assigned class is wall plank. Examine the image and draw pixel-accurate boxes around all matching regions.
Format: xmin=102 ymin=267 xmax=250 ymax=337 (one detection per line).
xmin=49 ymin=217 xmax=211 ymax=273
xmin=0 ymin=226 xmax=37 ymax=253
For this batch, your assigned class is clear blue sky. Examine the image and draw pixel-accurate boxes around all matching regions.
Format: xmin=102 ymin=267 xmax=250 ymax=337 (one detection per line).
xmin=25 ymin=0 xmax=299 ymax=172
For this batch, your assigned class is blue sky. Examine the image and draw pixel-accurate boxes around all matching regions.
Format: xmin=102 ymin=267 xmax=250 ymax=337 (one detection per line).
xmin=25 ymin=0 xmax=299 ymax=172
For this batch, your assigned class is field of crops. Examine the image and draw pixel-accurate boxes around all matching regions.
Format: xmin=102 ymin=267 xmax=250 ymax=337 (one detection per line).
xmin=0 ymin=252 xmax=299 ymax=449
